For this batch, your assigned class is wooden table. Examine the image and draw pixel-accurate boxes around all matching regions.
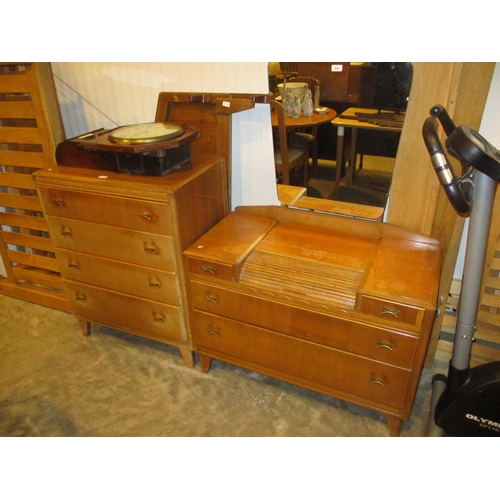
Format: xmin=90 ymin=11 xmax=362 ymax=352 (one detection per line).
xmin=331 ymin=107 xmax=404 ymax=197
xmin=271 ymin=107 xmax=337 ymax=170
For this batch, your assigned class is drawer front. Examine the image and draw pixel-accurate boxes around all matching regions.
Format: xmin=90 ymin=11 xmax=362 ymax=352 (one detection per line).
xmin=187 ymin=257 xmax=236 ymax=281
xmin=356 ymin=295 xmax=425 ymax=327
xmin=38 ymin=187 xmax=171 ymax=235
xmin=192 ymin=311 xmax=410 ymax=409
xmin=48 ymin=216 xmax=176 ymax=270
xmin=56 ymin=249 xmax=180 ymax=305
xmin=64 ymin=281 xmax=185 ymax=342
xmin=190 ymin=281 xmax=418 ymax=368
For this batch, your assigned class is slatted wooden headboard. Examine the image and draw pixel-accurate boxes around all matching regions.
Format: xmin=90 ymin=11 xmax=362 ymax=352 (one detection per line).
xmin=0 ymin=62 xmax=68 ymax=311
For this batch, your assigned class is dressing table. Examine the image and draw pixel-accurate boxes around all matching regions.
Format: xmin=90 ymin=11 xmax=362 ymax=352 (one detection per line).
xmin=184 ymin=205 xmax=442 ymax=436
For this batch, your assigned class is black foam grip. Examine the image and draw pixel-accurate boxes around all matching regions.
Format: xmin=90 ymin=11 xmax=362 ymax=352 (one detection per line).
xmin=430 ymin=104 xmax=456 ymax=136
xmin=422 ymin=117 xmax=471 ymax=217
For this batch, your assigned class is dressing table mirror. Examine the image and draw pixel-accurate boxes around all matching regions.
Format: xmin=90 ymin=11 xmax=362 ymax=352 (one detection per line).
xmin=269 ymin=62 xmax=413 ymax=220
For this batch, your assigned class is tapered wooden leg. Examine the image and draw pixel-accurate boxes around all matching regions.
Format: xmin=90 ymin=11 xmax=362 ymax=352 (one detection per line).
xmin=386 ymin=415 xmax=403 ymax=437
xmin=199 ymin=353 xmax=212 ymax=373
xmin=78 ymin=319 xmax=91 ymax=336
xmin=179 ymin=346 xmax=194 ymax=368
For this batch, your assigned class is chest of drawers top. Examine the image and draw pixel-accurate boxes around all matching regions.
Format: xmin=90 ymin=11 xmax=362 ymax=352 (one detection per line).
xmin=33 ymin=155 xmax=224 ymax=202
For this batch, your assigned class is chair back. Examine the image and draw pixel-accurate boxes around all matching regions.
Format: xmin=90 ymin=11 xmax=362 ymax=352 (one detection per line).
xmin=270 ymin=99 xmax=309 ymax=186
xmin=270 ymin=100 xmax=289 ymax=166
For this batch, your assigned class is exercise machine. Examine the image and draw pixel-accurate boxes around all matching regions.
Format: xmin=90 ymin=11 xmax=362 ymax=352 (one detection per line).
xmin=423 ymin=104 xmax=500 ymax=436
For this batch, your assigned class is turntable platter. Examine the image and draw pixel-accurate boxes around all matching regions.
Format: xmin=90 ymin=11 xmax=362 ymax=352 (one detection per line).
xmin=108 ymin=122 xmax=184 ymax=145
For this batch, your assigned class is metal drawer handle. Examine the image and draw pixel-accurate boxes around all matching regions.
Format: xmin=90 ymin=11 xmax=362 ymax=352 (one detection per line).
xmin=143 ymin=243 xmax=158 ymax=254
xmin=201 ymin=265 xmax=216 ymax=274
xmin=207 ymin=328 xmax=219 ymax=336
xmin=204 ymin=294 xmax=218 ymax=304
xmin=376 ymin=341 xmax=394 ymax=351
xmin=153 ymin=314 xmax=166 ymax=323
xmin=382 ymin=307 xmax=399 ymax=318
xmin=68 ymin=262 xmax=79 ymax=269
xmin=138 ymin=212 xmax=152 ymax=221
xmin=75 ymin=293 xmax=86 ymax=302
xmin=370 ymin=378 xmax=386 ymax=388
xmin=51 ymin=198 xmax=65 ymax=206
xmin=61 ymin=228 xmax=72 ymax=237
xmin=148 ymin=278 xmax=162 ymax=288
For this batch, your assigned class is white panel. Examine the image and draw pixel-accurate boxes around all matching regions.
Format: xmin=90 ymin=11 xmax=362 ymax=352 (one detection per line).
xmin=157 ymin=62 xmax=269 ymax=94
xmin=231 ymin=103 xmax=280 ymax=209
xmin=52 ymin=62 xmax=162 ymax=137
xmin=479 ymin=62 xmax=500 ymax=147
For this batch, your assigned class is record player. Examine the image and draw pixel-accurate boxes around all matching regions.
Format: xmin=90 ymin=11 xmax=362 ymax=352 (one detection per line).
xmin=56 ymin=122 xmax=200 ymax=176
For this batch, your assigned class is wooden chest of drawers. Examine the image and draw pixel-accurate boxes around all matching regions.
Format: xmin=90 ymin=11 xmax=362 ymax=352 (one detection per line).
xmin=184 ymin=206 xmax=442 ymax=435
xmin=33 ymin=155 xmax=227 ymax=367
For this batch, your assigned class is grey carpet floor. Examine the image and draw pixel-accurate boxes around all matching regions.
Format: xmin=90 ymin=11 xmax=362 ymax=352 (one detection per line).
xmin=0 ymin=294 xmax=448 ymax=437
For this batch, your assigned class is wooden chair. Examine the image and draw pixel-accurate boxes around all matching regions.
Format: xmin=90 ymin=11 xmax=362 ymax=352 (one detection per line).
xmin=287 ymin=76 xmax=321 ymax=172
xmin=270 ymin=99 xmax=311 ymax=187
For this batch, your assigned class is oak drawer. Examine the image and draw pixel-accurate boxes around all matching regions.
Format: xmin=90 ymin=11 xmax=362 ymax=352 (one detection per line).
xmin=56 ymin=249 xmax=180 ymax=305
xmin=356 ymin=295 xmax=426 ymax=327
xmin=64 ymin=281 xmax=184 ymax=342
xmin=38 ymin=187 xmax=171 ymax=235
xmin=187 ymin=257 xmax=238 ymax=281
xmin=190 ymin=280 xmax=418 ymax=368
xmin=192 ymin=311 xmax=411 ymax=409
xmin=47 ymin=216 xmax=176 ymax=270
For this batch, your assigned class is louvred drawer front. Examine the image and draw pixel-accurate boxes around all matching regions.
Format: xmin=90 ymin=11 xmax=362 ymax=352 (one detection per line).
xmin=192 ymin=311 xmax=410 ymax=409
xmin=48 ymin=216 xmax=176 ymax=270
xmin=190 ymin=281 xmax=418 ymax=369
xmin=38 ymin=187 xmax=171 ymax=235
xmin=64 ymin=281 xmax=184 ymax=342
xmin=56 ymin=249 xmax=180 ymax=305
